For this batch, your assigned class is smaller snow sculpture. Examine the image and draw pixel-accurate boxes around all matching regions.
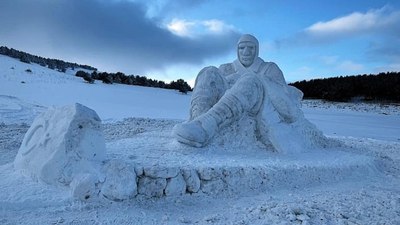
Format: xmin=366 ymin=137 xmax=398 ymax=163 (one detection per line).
xmin=173 ymin=34 xmax=330 ymax=153
xmin=14 ymin=103 xmax=106 ymax=186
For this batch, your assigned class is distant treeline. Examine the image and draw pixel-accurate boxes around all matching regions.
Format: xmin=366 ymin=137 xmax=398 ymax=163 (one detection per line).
xmin=0 ymin=46 xmax=96 ymax=72
xmin=76 ymin=70 xmax=192 ymax=94
xmin=290 ymin=72 xmax=400 ymax=102
xmin=0 ymin=46 xmax=192 ymax=93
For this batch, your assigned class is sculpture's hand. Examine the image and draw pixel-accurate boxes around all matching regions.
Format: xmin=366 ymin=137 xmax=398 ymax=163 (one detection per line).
xmin=225 ymin=73 xmax=241 ymax=87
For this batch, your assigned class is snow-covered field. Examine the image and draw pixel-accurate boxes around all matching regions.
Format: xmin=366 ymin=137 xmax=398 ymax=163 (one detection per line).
xmin=1 ymin=55 xmax=399 ymax=224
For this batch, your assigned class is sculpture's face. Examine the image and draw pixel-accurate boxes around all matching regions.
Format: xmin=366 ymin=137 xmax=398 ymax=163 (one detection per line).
xmin=238 ymin=41 xmax=257 ymax=67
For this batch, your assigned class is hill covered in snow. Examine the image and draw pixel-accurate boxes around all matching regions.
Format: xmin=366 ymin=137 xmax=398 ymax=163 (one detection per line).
xmin=1 ymin=54 xmax=400 ymax=225
xmin=0 ymin=46 xmax=192 ymax=93
xmin=0 ymin=46 xmax=96 ymax=72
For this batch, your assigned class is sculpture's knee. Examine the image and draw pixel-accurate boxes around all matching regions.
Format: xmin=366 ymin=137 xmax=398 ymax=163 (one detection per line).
xmin=190 ymin=67 xmax=227 ymax=119
xmin=230 ymin=73 xmax=264 ymax=114
xmin=193 ymin=66 xmax=227 ymax=104
xmin=194 ymin=66 xmax=226 ymax=92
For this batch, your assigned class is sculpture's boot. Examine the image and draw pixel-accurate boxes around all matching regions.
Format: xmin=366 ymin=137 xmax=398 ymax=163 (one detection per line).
xmin=173 ymin=113 xmax=218 ymax=147
xmin=173 ymin=93 xmax=246 ymax=147
xmin=174 ymin=74 xmax=264 ymax=147
xmin=173 ymin=99 xmax=239 ymax=148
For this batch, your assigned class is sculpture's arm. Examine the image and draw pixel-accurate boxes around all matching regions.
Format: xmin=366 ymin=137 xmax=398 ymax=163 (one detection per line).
xmin=218 ymin=63 xmax=235 ymax=76
xmin=263 ymin=62 xmax=287 ymax=86
xmin=262 ymin=62 xmax=303 ymax=123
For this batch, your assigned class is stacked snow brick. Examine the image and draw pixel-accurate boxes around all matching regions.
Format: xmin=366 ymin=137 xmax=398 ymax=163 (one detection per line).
xmin=126 ymin=166 xmax=269 ymax=198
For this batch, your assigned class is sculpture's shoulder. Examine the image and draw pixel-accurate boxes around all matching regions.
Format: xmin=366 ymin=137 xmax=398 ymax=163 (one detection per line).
xmin=261 ymin=61 xmax=280 ymax=73
xmin=218 ymin=63 xmax=235 ymax=75
xmin=260 ymin=61 xmax=286 ymax=85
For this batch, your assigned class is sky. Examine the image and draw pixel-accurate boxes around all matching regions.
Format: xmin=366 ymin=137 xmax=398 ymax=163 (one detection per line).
xmin=1 ymin=0 xmax=399 ymax=86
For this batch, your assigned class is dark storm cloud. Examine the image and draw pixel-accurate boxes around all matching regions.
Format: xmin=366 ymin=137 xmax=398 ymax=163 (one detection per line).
xmin=0 ymin=0 xmax=240 ymax=73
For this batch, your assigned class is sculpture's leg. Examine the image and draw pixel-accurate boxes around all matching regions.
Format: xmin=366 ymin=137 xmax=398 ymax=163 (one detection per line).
xmin=190 ymin=66 xmax=227 ymax=120
xmin=173 ymin=73 xmax=264 ymax=147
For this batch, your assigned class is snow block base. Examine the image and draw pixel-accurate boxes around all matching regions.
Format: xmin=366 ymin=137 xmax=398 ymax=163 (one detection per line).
xmin=106 ymin=130 xmax=379 ymax=198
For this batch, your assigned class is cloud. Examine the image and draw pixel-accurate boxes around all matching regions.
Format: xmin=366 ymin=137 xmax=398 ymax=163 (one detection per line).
xmin=285 ymin=66 xmax=314 ymax=82
xmin=277 ymin=6 xmax=400 ymax=46
xmin=317 ymin=55 xmax=364 ymax=73
xmin=167 ymin=19 xmax=197 ymax=37
xmin=139 ymin=0 xmax=209 ymax=18
xmin=306 ymin=6 xmax=400 ymax=38
xmin=202 ymin=20 xmax=235 ymax=34
xmin=319 ymin=55 xmax=339 ymax=65
xmin=275 ymin=6 xmax=400 ymax=73
xmin=166 ymin=19 xmax=236 ymax=37
xmin=0 ymin=0 xmax=240 ymax=74
xmin=366 ymin=39 xmax=400 ymax=62
xmin=374 ymin=63 xmax=400 ymax=73
xmin=337 ymin=60 xmax=364 ymax=72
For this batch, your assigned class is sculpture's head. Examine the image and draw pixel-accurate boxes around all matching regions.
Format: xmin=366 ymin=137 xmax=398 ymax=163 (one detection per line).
xmin=237 ymin=34 xmax=259 ymax=68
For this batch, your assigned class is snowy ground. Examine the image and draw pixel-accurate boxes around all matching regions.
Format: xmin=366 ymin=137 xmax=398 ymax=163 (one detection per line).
xmin=0 ymin=55 xmax=400 ymax=224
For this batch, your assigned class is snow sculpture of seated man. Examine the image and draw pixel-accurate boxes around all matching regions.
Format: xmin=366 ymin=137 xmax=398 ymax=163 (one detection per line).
xmin=173 ymin=34 xmax=330 ymax=153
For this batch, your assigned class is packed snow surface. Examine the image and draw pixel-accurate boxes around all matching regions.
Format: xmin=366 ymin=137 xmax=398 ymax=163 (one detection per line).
xmin=1 ymin=55 xmax=400 ymax=224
